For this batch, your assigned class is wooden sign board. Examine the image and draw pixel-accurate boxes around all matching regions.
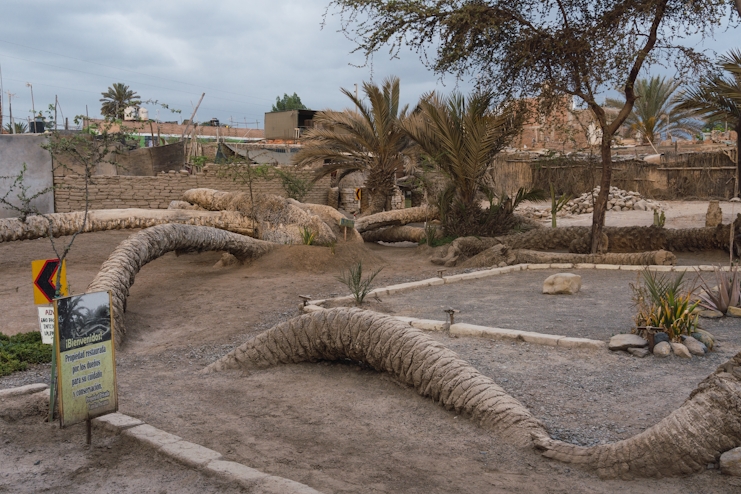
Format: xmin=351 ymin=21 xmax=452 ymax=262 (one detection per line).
xmin=338 ymin=218 xmax=355 ymax=228
xmin=54 ymin=291 xmax=118 ymax=428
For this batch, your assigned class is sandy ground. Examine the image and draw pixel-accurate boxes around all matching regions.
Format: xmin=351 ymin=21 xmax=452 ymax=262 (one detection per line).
xmin=2 ymin=200 xmax=741 ymax=493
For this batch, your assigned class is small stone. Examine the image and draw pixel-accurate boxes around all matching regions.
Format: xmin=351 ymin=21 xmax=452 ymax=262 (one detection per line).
xmin=542 ymin=273 xmax=582 ymax=295
xmin=691 ymin=329 xmax=716 ymax=350
xmin=705 ymin=200 xmax=723 ymax=227
xmin=628 ymin=347 xmax=650 ymax=358
xmin=609 ymin=334 xmax=649 ymax=351
xmin=653 ymin=341 xmax=671 ymax=357
xmin=728 ymin=306 xmax=741 ymax=318
xmin=670 ymin=342 xmax=692 ymax=358
xmin=682 ymin=336 xmax=707 ymax=356
xmin=720 ymin=447 xmax=741 ymax=476
xmin=653 ymin=332 xmax=670 ymax=344
xmin=699 ymin=309 xmax=724 ymax=319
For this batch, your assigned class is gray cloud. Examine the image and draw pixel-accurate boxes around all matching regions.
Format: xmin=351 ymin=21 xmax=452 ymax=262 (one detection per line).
xmin=0 ymin=1 xmax=736 ymax=128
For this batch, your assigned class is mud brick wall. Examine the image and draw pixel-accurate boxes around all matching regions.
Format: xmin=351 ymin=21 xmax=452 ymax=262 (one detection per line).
xmin=53 ymin=167 xmax=329 ymax=212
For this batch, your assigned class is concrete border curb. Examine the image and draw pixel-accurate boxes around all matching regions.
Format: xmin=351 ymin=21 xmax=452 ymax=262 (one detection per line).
xmin=0 ymin=382 xmax=48 ymax=398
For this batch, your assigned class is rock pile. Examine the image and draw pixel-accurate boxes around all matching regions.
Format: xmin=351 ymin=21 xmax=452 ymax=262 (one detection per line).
xmin=518 ymin=186 xmax=662 ymax=220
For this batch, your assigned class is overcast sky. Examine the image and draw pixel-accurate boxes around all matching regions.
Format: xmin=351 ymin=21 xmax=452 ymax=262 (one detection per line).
xmin=0 ymin=1 xmax=738 ymax=130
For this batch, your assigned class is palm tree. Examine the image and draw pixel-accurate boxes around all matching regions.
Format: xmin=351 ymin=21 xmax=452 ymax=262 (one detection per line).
xmin=292 ymin=77 xmax=413 ymax=214
xmin=100 ymin=83 xmax=141 ymax=120
xmin=677 ymin=50 xmax=741 ymax=197
xmin=605 ymin=76 xmax=702 ymax=148
xmin=402 ymin=91 xmax=540 ymax=236
xmin=3 ymin=122 xmax=28 ymax=134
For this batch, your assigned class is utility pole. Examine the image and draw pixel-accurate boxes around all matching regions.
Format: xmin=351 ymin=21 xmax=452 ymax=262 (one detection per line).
xmin=7 ymin=91 xmax=15 ymax=134
xmin=0 ymin=64 xmax=4 ymax=132
xmin=26 ymin=82 xmax=35 ymax=117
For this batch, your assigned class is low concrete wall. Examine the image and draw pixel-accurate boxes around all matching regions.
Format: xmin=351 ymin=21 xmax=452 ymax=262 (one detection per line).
xmin=53 ymin=166 xmax=330 ymax=212
xmin=0 ymin=135 xmax=54 ymax=218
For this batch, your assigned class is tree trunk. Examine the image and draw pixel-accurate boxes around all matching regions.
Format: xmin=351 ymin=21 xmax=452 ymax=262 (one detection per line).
xmin=535 ymin=351 xmax=741 ymax=478
xmin=0 ymin=209 xmax=257 ymax=243
xmin=204 ymin=307 xmax=550 ymax=448
xmin=355 ymin=205 xmax=438 ymax=233
xmin=362 ymin=225 xmax=425 ymax=243
xmin=509 ymin=249 xmax=675 ymax=266
xmin=86 ymin=224 xmax=275 ymax=347
xmin=590 ymin=138 xmax=613 ymax=253
xmin=735 ymin=119 xmax=740 ymax=198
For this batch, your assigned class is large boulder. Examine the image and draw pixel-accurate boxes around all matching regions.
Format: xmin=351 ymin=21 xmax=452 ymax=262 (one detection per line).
xmin=543 ymin=273 xmax=582 ymax=295
xmin=720 ymin=447 xmax=741 ymax=476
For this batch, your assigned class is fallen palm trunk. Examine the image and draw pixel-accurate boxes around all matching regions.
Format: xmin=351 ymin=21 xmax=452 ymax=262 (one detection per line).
xmin=355 ymin=205 xmax=438 ymax=233
xmin=0 ymin=209 xmax=257 ymax=243
xmin=181 ymin=188 xmax=337 ymax=245
xmin=497 ymin=219 xmax=741 ymax=254
xmin=535 ymin=352 xmax=741 ymax=479
xmin=86 ymin=224 xmax=275 ymax=346
xmin=362 ymin=225 xmax=425 ymax=243
xmin=459 ymin=248 xmax=676 ymax=268
xmin=204 ymin=308 xmax=549 ymax=448
xmin=288 ymin=200 xmax=364 ymax=243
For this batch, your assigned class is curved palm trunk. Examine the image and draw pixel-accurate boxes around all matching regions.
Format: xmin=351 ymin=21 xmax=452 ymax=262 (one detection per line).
xmin=86 ymin=224 xmax=275 ymax=346
xmin=362 ymin=225 xmax=425 ymax=243
xmin=0 ymin=209 xmax=257 ymax=243
xmin=459 ymin=247 xmax=675 ymax=268
xmin=204 ymin=307 xmax=550 ymax=448
xmin=355 ymin=205 xmax=438 ymax=233
xmin=535 ymin=352 xmax=741 ymax=478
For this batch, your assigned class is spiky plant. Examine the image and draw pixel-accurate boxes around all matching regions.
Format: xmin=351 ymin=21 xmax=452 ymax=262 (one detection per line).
xmin=605 ymin=76 xmax=702 ymax=146
xmin=336 ymin=261 xmax=382 ymax=305
xmin=402 ymin=91 xmax=538 ymax=236
xmin=696 ymin=266 xmax=741 ymax=314
xmin=292 ymin=77 xmax=414 ymax=215
xmin=676 ymin=49 xmax=741 ymax=195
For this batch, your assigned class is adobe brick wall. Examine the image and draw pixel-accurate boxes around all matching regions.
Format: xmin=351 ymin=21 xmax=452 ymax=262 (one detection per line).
xmin=53 ymin=166 xmax=329 ymax=212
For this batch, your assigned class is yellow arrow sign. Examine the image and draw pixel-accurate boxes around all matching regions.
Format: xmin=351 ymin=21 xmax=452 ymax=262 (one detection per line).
xmin=32 ymin=259 xmax=68 ymax=305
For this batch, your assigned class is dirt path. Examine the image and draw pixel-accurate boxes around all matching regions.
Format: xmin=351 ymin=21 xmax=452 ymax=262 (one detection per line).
xmin=2 ymin=202 xmax=741 ymax=493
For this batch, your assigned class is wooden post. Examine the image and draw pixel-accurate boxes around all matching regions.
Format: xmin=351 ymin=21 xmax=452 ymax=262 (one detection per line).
xmin=86 ymin=418 xmax=92 ymax=445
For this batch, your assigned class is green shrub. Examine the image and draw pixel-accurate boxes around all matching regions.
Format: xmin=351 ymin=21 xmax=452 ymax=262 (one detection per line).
xmin=631 ymin=270 xmax=700 ymax=341
xmin=336 ymin=261 xmax=383 ymax=305
xmin=0 ymin=331 xmax=52 ymax=377
xmin=299 ymin=226 xmax=316 ymax=245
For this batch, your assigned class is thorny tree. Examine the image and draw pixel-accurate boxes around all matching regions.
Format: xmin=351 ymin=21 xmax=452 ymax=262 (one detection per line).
xmin=326 ymin=0 xmax=737 ymax=252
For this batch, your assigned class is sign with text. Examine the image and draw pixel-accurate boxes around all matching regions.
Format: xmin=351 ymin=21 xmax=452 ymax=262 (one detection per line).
xmin=54 ymin=291 xmax=117 ymax=428
xmin=338 ymin=218 xmax=355 ymax=228
xmin=37 ymin=306 xmax=55 ymax=344
xmin=32 ymin=259 xmax=68 ymax=305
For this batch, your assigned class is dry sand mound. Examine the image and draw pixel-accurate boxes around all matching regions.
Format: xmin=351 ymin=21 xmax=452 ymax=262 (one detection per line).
xmin=247 ymin=243 xmax=385 ymax=274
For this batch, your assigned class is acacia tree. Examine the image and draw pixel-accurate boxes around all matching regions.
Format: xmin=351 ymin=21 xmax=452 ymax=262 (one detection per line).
xmin=292 ymin=76 xmax=414 ymax=214
xmin=271 ymin=93 xmax=307 ymax=112
xmin=605 ymin=76 xmax=702 ymax=147
xmin=327 ymin=0 xmax=734 ymax=252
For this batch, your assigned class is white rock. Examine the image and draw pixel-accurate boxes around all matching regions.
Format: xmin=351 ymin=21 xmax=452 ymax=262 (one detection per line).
xmin=720 ymin=447 xmax=741 ymax=476
xmin=728 ymin=306 xmax=741 ymax=318
xmin=543 ymin=273 xmax=582 ymax=295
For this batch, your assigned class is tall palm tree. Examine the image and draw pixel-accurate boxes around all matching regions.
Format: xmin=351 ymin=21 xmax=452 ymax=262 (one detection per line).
xmin=292 ymin=76 xmax=413 ymax=214
xmin=677 ymin=49 xmax=741 ymax=197
xmin=100 ymin=83 xmax=141 ymax=120
xmin=606 ymin=76 xmax=702 ymax=147
xmin=402 ymin=91 xmax=539 ymax=236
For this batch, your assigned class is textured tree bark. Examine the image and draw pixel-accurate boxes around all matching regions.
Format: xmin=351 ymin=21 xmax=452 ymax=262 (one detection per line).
xmin=590 ymin=140 xmax=613 ymax=253
xmin=510 ymin=249 xmax=675 ymax=266
xmin=497 ymin=220 xmax=741 ymax=254
xmin=362 ymin=225 xmax=425 ymax=243
xmin=86 ymin=224 xmax=275 ymax=347
xmin=181 ymin=188 xmax=339 ymax=245
xmin=535 ymin=352 xmax=741 ymax=478
xmin=204 ymin=307 xmax=550 ymax=448
xmin=355 ymin=205 xmax=438 ymax=233
xmin=0 ymin=209 xmax=257 ymax=243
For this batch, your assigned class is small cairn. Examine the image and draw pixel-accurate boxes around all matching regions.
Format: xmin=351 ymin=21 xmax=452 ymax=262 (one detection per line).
xmin=518 ymin=186 xmax=662 ymax=220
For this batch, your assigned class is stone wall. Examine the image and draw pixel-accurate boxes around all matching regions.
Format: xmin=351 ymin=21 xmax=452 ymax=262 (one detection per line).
xmin=53 ymin=166 xmax=330 ymax=212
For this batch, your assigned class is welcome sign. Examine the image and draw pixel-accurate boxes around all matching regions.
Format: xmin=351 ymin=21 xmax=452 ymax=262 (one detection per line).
xmin=54 ymin=291 xmax=118 ymax=427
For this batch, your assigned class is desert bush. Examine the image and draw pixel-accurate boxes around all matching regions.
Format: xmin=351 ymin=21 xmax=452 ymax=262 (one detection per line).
xmin=299 ymin=226 xmax=316 ymax=245
xmin=631 ymin=269 xmax=700 ymax=341
xmin=0 ymin=332 xmax=52 ymax=377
